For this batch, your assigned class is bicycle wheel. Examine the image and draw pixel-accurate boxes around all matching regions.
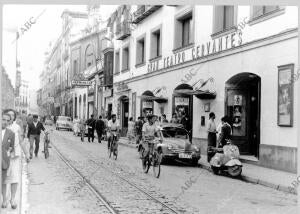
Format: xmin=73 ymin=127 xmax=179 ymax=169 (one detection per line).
xmin=113 ymin=143 xmax=118 ymax=160
xmin=109 ymin=142 xmax=113 ymax=158
xmin=153 ymin=151 xmax=162 ymax=178
xmin=44 ymin=142 xmax=49 ymax=159
xmin=142 ymin=155 xmax=150 ymax=173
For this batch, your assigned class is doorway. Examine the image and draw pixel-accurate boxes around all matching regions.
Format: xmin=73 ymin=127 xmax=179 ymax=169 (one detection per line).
xmin=120 ymin=96 xmax=129 ymax=136
xmin=225 ymin=73 xmax=261 ymax=157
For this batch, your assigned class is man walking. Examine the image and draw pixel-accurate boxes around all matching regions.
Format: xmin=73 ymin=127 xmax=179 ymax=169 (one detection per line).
xmin=86 ymin=114 xmax=96 ymax=143
xmin=95 ymin=116 xmax=105 ymax=143
xmin=26 ymin=115 xmax=45 ymax=158
xmin=2 ymin=112 xmax=15 ymax=208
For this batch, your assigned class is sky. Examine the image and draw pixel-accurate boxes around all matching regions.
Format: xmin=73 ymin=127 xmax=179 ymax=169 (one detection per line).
xmin=2 ymin=4 xmax=118 ymax=91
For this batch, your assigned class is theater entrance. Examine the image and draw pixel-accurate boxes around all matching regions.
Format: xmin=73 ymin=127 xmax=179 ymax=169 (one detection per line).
xmin=225 ymin=73 xmax=261 ymax=157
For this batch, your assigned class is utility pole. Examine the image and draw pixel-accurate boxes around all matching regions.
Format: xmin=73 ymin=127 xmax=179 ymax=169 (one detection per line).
xmin=0 ymin=3 xmax=3 ymax=196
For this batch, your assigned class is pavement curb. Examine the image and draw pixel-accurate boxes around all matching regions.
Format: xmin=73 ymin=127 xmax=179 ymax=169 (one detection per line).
xmin=118 ymin=138 xmax=296 ymax=195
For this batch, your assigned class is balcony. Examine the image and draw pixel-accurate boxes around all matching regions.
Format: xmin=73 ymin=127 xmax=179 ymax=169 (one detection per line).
xmin=115 ymin=21 xmax=131 ymax=40
xmin=132 ymin=5 xmax=162 ymax=24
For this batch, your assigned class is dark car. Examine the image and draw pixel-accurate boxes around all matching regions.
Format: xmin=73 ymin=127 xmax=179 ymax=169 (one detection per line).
xmin=138 ymin=123 xmax=201 ymax=165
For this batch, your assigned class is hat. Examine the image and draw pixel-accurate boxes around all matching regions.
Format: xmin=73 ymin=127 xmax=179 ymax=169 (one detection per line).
xmin=33 ymin=114 xmax=38 ymax=118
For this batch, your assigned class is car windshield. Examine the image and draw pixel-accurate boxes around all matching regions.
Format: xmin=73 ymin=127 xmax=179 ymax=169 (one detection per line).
xmin=161 ymin=127 xmax=189 ymax=139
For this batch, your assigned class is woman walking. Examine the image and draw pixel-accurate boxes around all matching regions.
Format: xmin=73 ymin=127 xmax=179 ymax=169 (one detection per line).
xmin=207 ymin=112 xmax=217 ymax=162
xmin=2 ymin=109 xmax=28 ymax=209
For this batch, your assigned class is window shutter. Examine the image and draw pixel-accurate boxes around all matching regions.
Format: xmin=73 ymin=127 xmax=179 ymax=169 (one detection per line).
xmin=264 ymin=6 xmax=279 ymax=14
xmin=252 ymin=6 xmax=263 ymax=19
xmin=224 ymin=6 xmax=234 ymax=30
xmin=213 ymin=6 xmax=224 ymax=34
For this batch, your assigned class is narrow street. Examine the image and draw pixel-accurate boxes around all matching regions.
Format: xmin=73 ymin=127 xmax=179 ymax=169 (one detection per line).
xmin=23 ymin=129 xmax=297 ymax=214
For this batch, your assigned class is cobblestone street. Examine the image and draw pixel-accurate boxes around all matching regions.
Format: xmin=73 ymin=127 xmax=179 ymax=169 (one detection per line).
xmin=22 ymin=129 xmax=297 ymax=214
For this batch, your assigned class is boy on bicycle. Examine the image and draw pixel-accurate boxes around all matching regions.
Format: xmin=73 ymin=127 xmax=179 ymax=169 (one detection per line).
xmin=142 ymin=114 xmax=163 ymax=156
xmin=107 ymin=114 xmax=120 ymax=150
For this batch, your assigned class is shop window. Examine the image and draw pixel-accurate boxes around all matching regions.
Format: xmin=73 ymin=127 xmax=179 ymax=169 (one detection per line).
xmin=212 ymin=6 xmax=235 ymax=35
xmin=136 ymin=36 xmax=145 ymax=66
xmin=115 ymin=51 xmax=120 ymax=74
xmin=174 ymin=11 xmax=194 ymax=50
xmin=150 ymin=28 xmax=161 ymax=59
xmin=122 ymin=46 xmax=129 ymax=71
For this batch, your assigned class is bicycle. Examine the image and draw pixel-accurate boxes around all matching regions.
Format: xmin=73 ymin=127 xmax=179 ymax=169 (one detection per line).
xmin=108 ymin=131 xmax=118 ymax=160
xmin=43 ymin=131 xmax=51 ymax=159
xmin=141 ymin=137 xmax=162 ymax=178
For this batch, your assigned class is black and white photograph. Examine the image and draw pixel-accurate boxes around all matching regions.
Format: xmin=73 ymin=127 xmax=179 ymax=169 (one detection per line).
xmin=0 ymin=1 xmax=300 ymax=214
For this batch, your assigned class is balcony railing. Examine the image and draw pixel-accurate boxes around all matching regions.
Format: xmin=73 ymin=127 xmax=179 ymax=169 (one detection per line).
xmin=115 ymin=21 xmax=131 ymax=40
xmin=132 ymin=5 xmax=162 ymax=24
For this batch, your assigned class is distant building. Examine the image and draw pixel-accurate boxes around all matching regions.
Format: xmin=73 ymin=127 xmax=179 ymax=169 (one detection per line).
xmin=15 ymin=80 xmax=29 ymax=113
xmin=28 ymin=89 xmax=39 ymax=114
xmin=1 ymin=66 xmax=15 ymax=110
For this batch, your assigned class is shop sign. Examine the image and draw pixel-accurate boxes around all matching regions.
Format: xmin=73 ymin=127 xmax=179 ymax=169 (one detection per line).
xmin=147 ymin=31 xmax=243 ymax=73
xmin=142 ymin=101 xmax=153 ymax=109
xmin=116 ymin=83 xmax=129 ymax=92
xmin=175 ymin=97 xmax=189 ymax=106
xmin=71 ymin=80 xmax=92 ymax=87
xmin=104 ymin=89 xmax=112 ymax=97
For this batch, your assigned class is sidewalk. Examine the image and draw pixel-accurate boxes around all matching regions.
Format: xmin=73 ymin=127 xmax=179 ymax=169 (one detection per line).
xmin=118 ymin=137 xmax=297 ymax=195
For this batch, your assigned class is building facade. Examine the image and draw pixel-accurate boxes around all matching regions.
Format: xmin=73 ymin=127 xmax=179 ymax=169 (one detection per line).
xmin=1 ymin=66 xmax=15 ymax=110
xmin=15 ymin=80 xmax=29 ymax=113
xmin=111 ymin=5 xmax=298 ymax=173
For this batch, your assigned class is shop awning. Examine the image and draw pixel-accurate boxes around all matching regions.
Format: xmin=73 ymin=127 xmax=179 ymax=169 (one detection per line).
xmin=173 ymin=84 xmax=194 ymax=95
xmin=139 ymin=91 xmax=168 ymax=103
xmin=191 ymin=90 xmax=216 ymax=99
xmin=173 ymin=84 xmax=216 ymax=99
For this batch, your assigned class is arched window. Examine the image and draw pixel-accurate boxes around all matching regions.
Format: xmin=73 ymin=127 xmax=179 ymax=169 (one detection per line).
xmin=85 ymin=44 xmax=94 ymax=69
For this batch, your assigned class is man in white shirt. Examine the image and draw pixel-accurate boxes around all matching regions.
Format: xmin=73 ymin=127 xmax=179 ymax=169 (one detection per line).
xmin=107 ymin=114 xmax=120 ymax=150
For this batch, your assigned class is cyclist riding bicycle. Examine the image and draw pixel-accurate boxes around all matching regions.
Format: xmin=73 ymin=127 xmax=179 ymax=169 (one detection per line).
xmin=142 ymin=114 xmax=163 ymax=156
xmin=107 ymin=114 xmax=120 ymax=150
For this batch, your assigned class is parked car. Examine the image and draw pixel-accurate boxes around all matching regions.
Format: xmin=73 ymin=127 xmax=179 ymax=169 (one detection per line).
xmin=56 ymin=116 xmax=73 ymax=131
xmin=138 ymin=123 xmax=201 ymax=165
xmin=45 ymin=118 xmax=54 ymax=126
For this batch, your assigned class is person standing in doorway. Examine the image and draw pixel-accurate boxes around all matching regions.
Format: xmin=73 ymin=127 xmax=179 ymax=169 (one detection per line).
xmin=127 ymin=117 xmax=135 ymax=144
xmin=86 ymin=114 xmax=96 ymax=143
xmin=26 ymin=114 xmax=46 ymax=158
xmin=135 ymin=117 xmax=144 ymax=145
xmin=95 ymin=116 xmax=105 ymax=143
xmin=207 ymin=112 xmax=217 ymax=162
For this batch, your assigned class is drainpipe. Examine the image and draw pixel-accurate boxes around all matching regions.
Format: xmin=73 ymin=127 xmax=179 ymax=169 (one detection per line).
xmin=298 ymin=6 xmax=300 ymax=213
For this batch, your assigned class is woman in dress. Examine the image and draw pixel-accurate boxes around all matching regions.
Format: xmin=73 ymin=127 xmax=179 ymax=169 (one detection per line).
xmin=207 ymin=112 xmax=217 ymax=162
xmin=2 ymin=109 xmax=28 ymax=209
xmin=127 ymin=117 xmax=135 ymax=144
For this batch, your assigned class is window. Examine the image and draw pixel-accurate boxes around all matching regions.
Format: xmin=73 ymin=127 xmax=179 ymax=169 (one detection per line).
xmin=85 ymin=45 xmax=94 ymax=69
xmin=213 ymin=6 xmax=235 ymax=34
xmin=174 ymin=11 xmax=194 ymax=50
xmin=115 ymin=51 xmax=120 ymax=74
xmin=136 ymin=37 xmax=145 ymax=65
xmin=251 ymin=6 xmax=280 ymax=19
xmin=150 ymin=29 xmax=161 ymax=59
xmin=73 ymin=60 xmax=78 ymax=76
xmin=122 ymin=46 xmax=129 ymax=71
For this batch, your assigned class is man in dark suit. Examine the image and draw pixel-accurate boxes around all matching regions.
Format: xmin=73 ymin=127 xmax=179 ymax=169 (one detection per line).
xmin=95 ymin=116 xmax=105 ymax=143
xmin=2 ymin=112 xmax=15 ymax=207
xmin=26 ymin=114 xmax=45 ymax=158
xmin=86 ymin=114 xmax=96 ymax=143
